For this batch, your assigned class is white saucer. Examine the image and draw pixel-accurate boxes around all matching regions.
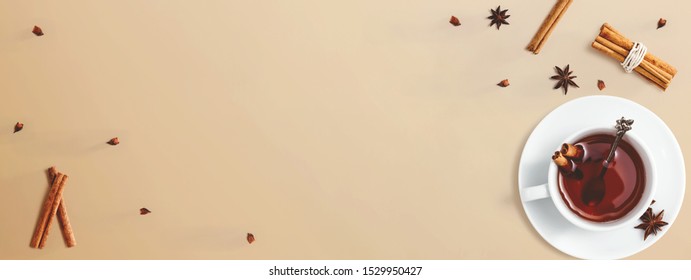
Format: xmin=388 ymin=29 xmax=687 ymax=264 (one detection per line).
xmin=518 ymin=95 xmax=685 ymax=259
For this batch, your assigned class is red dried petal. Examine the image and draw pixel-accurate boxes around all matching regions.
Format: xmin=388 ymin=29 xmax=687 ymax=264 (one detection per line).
xmin=247 ymin=233 xmax=255 ymax=244
xmin=597 ymin=80 xmax=606 ymax=91
xmin=140 ymin=208 xmax=151 ymax=215
xmin=108 ymin=137 xmax=120 ymax=145
xmin=449 ymin=16 xmax=461 ymax=26
xmin=497 ymin=79 xmax=510 ymax=87
xmin=32 ymin=26 xmax=44 ymax=36
xmin=657 ymin=18 xmax=667 ymax=29
xmin=14 ymin=122 xmax=24 ymax=133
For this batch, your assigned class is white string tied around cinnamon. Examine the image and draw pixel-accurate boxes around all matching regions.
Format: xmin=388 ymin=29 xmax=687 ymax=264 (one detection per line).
xmin=621 ymin=42 xmax=647 ymax=73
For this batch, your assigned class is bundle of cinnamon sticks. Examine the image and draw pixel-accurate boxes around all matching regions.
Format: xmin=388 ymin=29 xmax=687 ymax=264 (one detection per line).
xmin=591 ymin=23 xmax=677 ymax=90
xmin=30 ymin=167 xmax=76 ymax=248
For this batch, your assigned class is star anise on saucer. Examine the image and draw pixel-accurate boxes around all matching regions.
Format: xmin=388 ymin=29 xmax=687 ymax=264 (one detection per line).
xmin=635 ymin=208 xmax=668 ymax=240
xmin=487 ymin=6 xmax=510 ymax=30
xmin=550 ymin=64 xmax=579 ymax=95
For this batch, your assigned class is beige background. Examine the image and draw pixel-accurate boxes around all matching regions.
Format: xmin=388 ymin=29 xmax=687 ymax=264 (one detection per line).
xmin=1 ymin=0 xmax=690 ymax=259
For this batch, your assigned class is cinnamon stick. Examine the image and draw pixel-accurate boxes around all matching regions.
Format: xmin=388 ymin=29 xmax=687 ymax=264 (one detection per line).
xmin=526 ymin=0 xmax=573 ymax=54
xmin=595 ymin=36 xmax=672 ymax=84
xmin=552 ymin=151 xmax=572 ymax=170
xmin=591 ymin=41 xmax=668 ymax=90
xmin=561 ymin=143 xmax=584 ymax=160
xmin=601 ymin=23 xmax=677 ymax=76
xmin=57 ymin=202 xmax=76 ymax=247
xmin=49 ymin=167 xmax=76 ymax=247
xmin=552 ymin=151 xmax=582 ymax=179
xmin=30 ymin=173 xmax=65 ymax=248
xmin=38 ymin=173 xmax=68 ymax=249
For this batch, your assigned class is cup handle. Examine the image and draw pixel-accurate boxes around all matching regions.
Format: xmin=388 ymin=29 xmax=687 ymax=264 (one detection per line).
xmin=521 ymin=183 xmax=550 ymax=202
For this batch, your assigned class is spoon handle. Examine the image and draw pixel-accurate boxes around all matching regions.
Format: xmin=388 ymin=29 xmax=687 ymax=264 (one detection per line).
xmin=603 ymin=117 xmax=634 ymax=168
xmin=603 ymin=131 xmax=625 ymax=168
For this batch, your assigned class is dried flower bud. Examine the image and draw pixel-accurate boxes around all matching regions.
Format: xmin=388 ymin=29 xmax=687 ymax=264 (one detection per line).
xmin=108 ymin=137 xmax=120 ymax=145
xmin=247 ymin=233 xmax=255 ymax=244
xmin=657 ymin=18 xmax=667 ymax=29
xmin=497 ymin=79 xmax=510 ymax=87
xmin=449 ymin=16 xmax=461 ymax=26
xmin=14 ymin=122 xmax=24 ymax=133
xmin=140 ymin=208 xmax=151 ymax=215
xmin=597 ymin=80 xmax=606 ymax=91
xmin=32 ymin=26 xmax=44 ymax=36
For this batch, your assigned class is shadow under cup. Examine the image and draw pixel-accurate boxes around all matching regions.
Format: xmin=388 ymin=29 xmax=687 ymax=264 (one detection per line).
xmin=554 ymin=128 xmax=655 ymax=231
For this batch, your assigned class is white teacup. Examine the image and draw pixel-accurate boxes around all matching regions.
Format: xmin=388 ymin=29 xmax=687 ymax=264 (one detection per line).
xmin=521 ymin=127 xmax=656 ymax=231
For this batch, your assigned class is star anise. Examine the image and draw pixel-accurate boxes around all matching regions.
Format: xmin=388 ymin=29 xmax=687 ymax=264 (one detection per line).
xmin=635 ymin=208 xmax=668 ymax=240
xmin=550 ymin=64 xmax=579 ymax=95
xmin=487 ymin=6 xmax=510 ymax=30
